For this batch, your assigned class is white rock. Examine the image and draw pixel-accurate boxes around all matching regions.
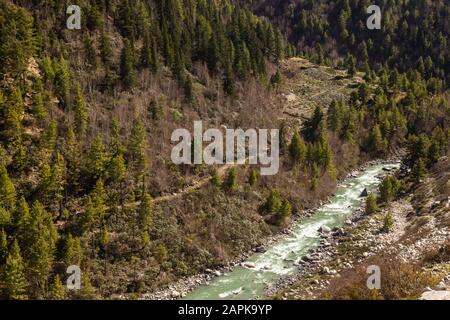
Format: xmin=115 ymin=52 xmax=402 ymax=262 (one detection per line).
xmin=419 ymin=290 xmax=450 ymax=300
xmin=319 ymin=225 xmax=331 ymax=233
xmin=242 ymin=262 xmax=256 ymax=268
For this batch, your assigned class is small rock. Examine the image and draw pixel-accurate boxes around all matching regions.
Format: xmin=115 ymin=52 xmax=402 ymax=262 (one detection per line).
xmin=433 ymin=282 xmax=447 ymax=291
xmin=319 ymin=225 xmax=331 ymax=233
xmin=171 ymin=290 xmax=181 ymax=298
xmin=242 ymin=262 xmax=256 ymax=268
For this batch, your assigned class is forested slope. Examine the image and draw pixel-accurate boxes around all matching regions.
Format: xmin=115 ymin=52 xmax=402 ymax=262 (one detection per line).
xmin=0 ymin=0 xmax=448 ymax=300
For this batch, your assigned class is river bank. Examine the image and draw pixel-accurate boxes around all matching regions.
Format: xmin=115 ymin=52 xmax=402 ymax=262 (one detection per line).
xmin=141 ymin=157 xmax=402 ymax=300
xmin=275 ymin=156 xmax=450 ymax=300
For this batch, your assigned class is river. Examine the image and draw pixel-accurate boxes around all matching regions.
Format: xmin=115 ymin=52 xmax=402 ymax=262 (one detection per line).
xmin=183 ymin=162 xmax=400 ymax=300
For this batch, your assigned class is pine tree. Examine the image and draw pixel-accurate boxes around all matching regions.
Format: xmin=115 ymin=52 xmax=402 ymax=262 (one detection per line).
xmin=411 ymin=158 xmax=427 ymax=183
xmin=100 ymin=31 xmax=113 ymax=66
xmin=365 ymin=193 xmax=378 ymax=215
xmin=327 ymin=100 xmax=343 ymax=132
xmin=140 ymin=31 xmax=158 ymax=73
xmin=346 ymin=54 xmax=356 ymax=77
xmin=27 ymin=202 xmax=57 ymax=296
xmin=3 ymin=86 xmax=24 ymax=145
xmin=0 ymin=206 xmax=10 ymax=227
xmin=381 ymin=212 xmax=394 ymax=233
xmin=74 ymin=85 xmax=88 ymax=136
xmin=370 ymin=125 xmax=387 ymax=154
xmin=12 ymin=197 xmax=29 ymax=240
xmin=87 ymin=137 xmax=108 ymax=181
xmin=276 ymin=199 xmax=292 ymax=224
xmin=120 ymin=39 xmax=136 ymax=88
xmin=262 ymin=189 xmax=282 ymax=215
xmin=183 ymin=74 xmax=194 ymax=102
xmin=210 ymin=169 xmax=221 ymax=187
xmin=92 ymin=178 xmax=106 ymax=222
xmin=63 ymin=234 xmax=83 ymax=266
xmin=138 ymin=193 xmax=153 ymax=235
xmin=0 ymin=165 xmax=16 ymax=210
xmin=54 ymin=56 xmax=71 ymax=108
xmin=222 ymin=168 xmax=237 ymax=191
xmin=0 ymin=229 xmax=8 ymax=262
xmin=49 ymin=275 xmax=65 ymax=300
xmin=248 ymin=169 xmax=258 ymax=187
xmin=65 ymin=129 xmax=80 ymax=193
xmin=3 ymin=240 xmax=28 ymax=300
xmin=289 ymin=131 xmax=307 ymax=165
xmin=128 ymin=119 xmax=148 ymax=175
xmin=379 ymin=176 xmax=400 ymax=203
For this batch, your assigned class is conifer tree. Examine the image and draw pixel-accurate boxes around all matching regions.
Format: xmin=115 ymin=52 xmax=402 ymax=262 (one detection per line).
xmin=223 ymin=168 xmax=237 ymax=191
xmin=411 ymin=158 xmax=427 ymax=184
xmin=365 ymin=193 xmax=378 ymax=215
xmin=100 ymin=31 xmax=112 ymax=66
xmin=87 ymin=137 xmax=108 ymax=181
xmin=128 ymin=119 xmax=148 ymax=175
xmin=0 ymin=229 xmax=8 ymax=262
xmin=3 ymin=240 xmax=28 ymax=300
xmin=0 ymin=165 xmax=16 ymax=210
xmin=120 ymin=39 xmax=136 ymax=88
xmin=3 ymin=86 xmax=24 ymax=145
xmin=262 ymin=189 xmax=282 ymax=215
xmin=248 ymin=169 xmax=258 ymax=187
xmin=49 ymin=275 xmax=65 ymax=300
xmin=54 ymin=56 xmax=71 ymax=107
xmin=74 ymin=85 xmax=88 ymax=136
xmin=63 ymin=234 xmax=82 ymax=266
xmin=138 ymin=193 xmax=153 ymax=235
xmin=0 ymin=206 xmax=10 ymax=227
xmin=289 ymin=131 xmax=307 ymax=165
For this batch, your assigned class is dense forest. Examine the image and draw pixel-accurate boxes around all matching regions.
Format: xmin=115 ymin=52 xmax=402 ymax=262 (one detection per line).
xmin=0 ymin=0 xmax=448 ymax=300
xmin=236 ymin=0 xmax=450 ymax=87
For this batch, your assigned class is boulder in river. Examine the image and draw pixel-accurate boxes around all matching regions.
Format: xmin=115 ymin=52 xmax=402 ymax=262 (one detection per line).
xmin=360 ymin=188 xmax=369 ymax=197
xmin=255 ymin=246 xmax=266 ymax=253
xmin=318 ymin=225 xmax=331 ymax=233
xmin=242 ymin=262 xmax=256 ymax=268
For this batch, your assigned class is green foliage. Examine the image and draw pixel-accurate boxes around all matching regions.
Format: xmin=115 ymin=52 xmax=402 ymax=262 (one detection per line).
xmin=381 ymin=212 xmax=394 ymax=233
xmin=0 ymin=1 xmax=36 ymax=76
xmin=74 ymin=85 xmax=88 ymax=136
xmin=138 ymin=193 xmax=153 ymax=235
xmin=49 ymin=275 xmax=65 ymax=300
xmin=261 ymin=189 xmax=282 ymax=215
xmin=365 ymin=193 xmax=378 ymax=215
xmin=0 ymin=165 xmax=16 ymax=210
xmin=411 ymin=158 xmax=427 ymax=184
xmin=379 ymin=176 xmax=401 ymax=203
xmin=248 ymin=169 xmax=258 ymax=187
xmin=289 ymin=131 xmax=307 ymax=165
xmin=63 ymin=234 xmax=82 ymax=266
xmin=3 ymin=240 xmax=28 ymax=300
xmin=120 ymin=39 xmax=137 ymax=89
xmin=223 ymin=168 xmax=237 ymax=192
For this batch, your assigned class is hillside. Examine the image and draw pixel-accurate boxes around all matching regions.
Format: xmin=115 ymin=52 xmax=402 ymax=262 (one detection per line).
xmin=0 ymin=0 xmax=449 ymax=300
xmin=276 ymin=155 xmax=450 ymax=300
